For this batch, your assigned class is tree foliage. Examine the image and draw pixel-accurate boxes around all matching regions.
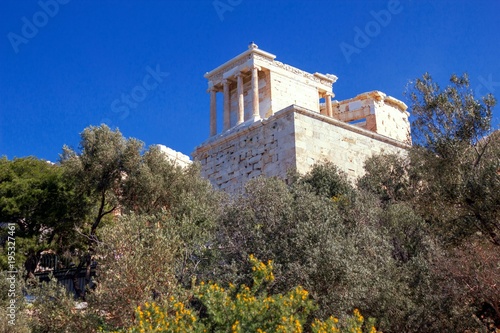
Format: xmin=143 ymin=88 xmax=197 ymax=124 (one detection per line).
xmin=358 ymin=72 xmax=500 ymax=329
xmin=60 ymin=125 xmax=142 ymax=240
xmin=405 ymin=73 xmax=500 ymax=246
xmin=58 ymin=125 xmax=219 ymax=298
xmin=408 ymin=72 xmax=496 ymax=156
xmin=92 ymin=213 xmax=192 ymax=328
xmin=357 ymin=154 xmax=412 ymax=204
xmin=299 ymin=161 xmax=355 ymax=203
xmin=0 ymin=157 xmax=84 ymax=239
xmin=437 ymin=238 xmax=500 ymax=327
xmin=61 ymin=125 xmax=220 ymax=240
xmin=0 ymin=157 xmax=89 ymax=272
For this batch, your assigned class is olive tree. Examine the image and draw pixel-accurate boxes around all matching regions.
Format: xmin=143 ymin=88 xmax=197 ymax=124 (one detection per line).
xmin=406 ymin=73 xmax=499 ymax=246
xmin=60 ymin=125 xmax=220 ymax=299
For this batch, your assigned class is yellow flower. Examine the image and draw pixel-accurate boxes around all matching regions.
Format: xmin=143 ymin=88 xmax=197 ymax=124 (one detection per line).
xmin=353 ymin=308 xmax=364 ymax=323
xmin=231 ymin=320 xmax=240 ymax=333
xmin=294 ymin=318 xmax=302 ymax=332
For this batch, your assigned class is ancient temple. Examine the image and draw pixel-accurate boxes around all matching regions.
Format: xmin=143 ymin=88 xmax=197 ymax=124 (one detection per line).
xmin=192 ymin=43 xmax=411 ymax=193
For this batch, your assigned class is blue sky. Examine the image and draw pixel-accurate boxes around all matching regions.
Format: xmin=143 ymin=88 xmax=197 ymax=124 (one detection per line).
xmin=1 ymin=0 xmax=499 ymax=161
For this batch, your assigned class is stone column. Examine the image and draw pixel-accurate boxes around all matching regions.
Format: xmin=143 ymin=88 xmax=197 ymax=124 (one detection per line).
xmin=237 ymin=73 xmax=244 ymax=124
xmin=209 ymin=88 xmax=217 ymax=136
xmin=325 ymin=92 xmax=333 ymax=117
xmin=223 ymin=79 xmax=230 ymax=130
xmin=251 ymin=66 xmax=260 ymax=120
xmin=320 ymin=91 xmax=327 ymax=116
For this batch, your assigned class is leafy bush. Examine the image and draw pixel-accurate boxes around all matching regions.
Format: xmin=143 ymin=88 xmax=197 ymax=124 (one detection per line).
xmin=299 ymin=161 xmax=356 ymax=207
xmin=208 ymin=167 xmax=483 ymax=332
xmin=91 ymin=212 xmax=205 ymax=329
xmin=0 ymin=270 xmax=102 ymax=333
xmin=0 ymin=271 xmax=30 ymax=333
xmin=27 ymin=275 xmax=101 ymax=333
xmin=207 ymin=176 xmax=381 ymax=326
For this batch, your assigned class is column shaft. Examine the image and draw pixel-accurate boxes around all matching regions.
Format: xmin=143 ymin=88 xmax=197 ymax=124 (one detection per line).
xmin=237 ymin=74 xmax=244 ymax=124
xmin=325 ymin=92 xmax=333 ymax=117
xmin=223 ymin=80 xmax=230 ymax=130
xmin=210 ymin=89 xmax=217 ymax=136
xmin=251 ymin=67 xmax=260 ymax=120
xmin=320 ymin=92 xmax=327 ymax=116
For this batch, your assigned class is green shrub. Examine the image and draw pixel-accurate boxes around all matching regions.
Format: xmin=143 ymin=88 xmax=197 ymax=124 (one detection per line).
xmin=116 ymin=256 xmax=378 ymax=333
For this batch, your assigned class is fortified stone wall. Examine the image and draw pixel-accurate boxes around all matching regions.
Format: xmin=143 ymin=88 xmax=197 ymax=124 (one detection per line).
xmin=193 ymin=105 xmax=410 ymax=193
xmin=193 ymin=109 xmax=296 ymax=193
xmin=157 ymin=144 xmax=192 ymax=168
xmin=293 ymin=106 xmax=409 ymax=180
xmin=372 ymin=96 xmax=411 ymax=143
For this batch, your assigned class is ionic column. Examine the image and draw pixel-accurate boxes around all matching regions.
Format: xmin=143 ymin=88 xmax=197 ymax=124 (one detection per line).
xmin=325 ymin=92 xmax=333 ymax=117
xmin=251 ymin=66 xmax=260 ymax=121
xmin=237 ymin=73 xmax=244 ymax=124
xmin=223 ymin=79 xmax=230 ymax=130
xmin=320 ymin=91 xmax=327 ymax=116
xmin=209 ymin=88 xmax=217 ymax=136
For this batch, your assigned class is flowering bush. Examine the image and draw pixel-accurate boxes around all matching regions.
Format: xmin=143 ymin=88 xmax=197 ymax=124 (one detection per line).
xmin=311 ymin=309 xmax=377 ymax=333
xmin=116 ymin=255 xmax=378 ymax=333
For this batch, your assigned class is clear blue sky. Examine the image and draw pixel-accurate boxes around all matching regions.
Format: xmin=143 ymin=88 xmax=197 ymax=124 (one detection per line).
xmin=1 ymin=0 xmax=499 ymax=161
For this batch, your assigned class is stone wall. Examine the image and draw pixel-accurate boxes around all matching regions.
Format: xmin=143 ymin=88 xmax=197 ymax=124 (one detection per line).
xmin=193 ymin=105 xmax=410 ymax=193
xmin=331 ymin=91 xmax=411 ymax=143
xmin=157 ymin=144 xmax=192 ymax=168
xmin=292 ymin=106 xmax=409 ymax=180
xmin=269 ymin=70 xmax=320 ymax=114
xmin=193 ymin=109 xmax=296 ymax=193
xmin=372 ymin=96 xmax=411 ymax=143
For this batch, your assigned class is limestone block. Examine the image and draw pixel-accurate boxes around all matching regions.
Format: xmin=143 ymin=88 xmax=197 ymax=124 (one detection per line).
xmin=156 ymin=145 xmax=192 ymax=168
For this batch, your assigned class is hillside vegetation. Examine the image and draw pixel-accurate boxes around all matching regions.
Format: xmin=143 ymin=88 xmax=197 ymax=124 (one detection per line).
xmin=1 ymin=74 xmax=499 ymax=333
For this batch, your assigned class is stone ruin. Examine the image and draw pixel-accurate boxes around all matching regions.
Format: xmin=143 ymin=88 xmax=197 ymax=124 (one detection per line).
xmin=184 ymin=43 xmax=410 ymax=193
